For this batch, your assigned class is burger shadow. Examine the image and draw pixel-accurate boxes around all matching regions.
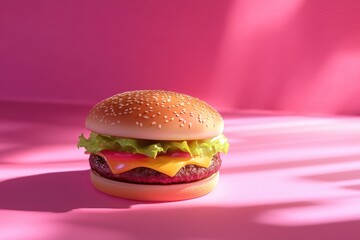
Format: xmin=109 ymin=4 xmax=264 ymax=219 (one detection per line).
xmin=0 ymin=170 xmax=143 ymax=212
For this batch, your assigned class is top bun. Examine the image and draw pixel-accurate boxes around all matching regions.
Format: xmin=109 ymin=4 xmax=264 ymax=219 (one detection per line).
xmin=85 ymin=90 xmax=224 ymax=140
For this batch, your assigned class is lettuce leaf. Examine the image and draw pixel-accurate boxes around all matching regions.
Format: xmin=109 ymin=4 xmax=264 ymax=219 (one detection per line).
xmin=77 ymin=132 xmax=229 ymax=158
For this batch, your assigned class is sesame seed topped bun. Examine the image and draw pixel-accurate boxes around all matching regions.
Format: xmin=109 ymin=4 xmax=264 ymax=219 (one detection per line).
xmin=85 ymin=90 xmax=224 ymax=140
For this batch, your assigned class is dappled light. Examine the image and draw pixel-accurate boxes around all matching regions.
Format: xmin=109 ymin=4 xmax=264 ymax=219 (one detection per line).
xmin=1 ymin=101 xmax=360 ymax=239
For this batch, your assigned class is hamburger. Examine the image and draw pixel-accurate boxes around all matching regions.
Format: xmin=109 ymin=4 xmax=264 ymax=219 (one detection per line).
xmin=77 ymin=90 xmax=229 ymax=201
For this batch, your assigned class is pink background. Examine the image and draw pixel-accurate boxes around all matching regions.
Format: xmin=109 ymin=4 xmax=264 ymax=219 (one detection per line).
xmin=1 ymin=0 xmax=360 ymax=114
xmin=1 ymin=1 xmax=360 ymax=240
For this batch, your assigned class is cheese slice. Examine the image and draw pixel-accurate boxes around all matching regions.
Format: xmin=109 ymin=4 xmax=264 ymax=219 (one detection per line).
xmin=95 ymin=152 xmax=212 ymax=177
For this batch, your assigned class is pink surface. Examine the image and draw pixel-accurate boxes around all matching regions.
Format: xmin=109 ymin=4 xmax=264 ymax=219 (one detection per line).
xmin=1 ymin=0 xmax=360 ymax=114
xmin=1 ymin=100 xmax=360 ymax=239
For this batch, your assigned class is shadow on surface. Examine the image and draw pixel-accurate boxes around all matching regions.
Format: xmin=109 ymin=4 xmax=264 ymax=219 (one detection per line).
xmin=0 ymin=100 xmax=89 ymax=162
xmin=343 ymin=185 xmax=360 ymax=192
xmin=57 ymin=202 xmax=360 ymax=240
xmin=2 ymin=171 xmax=360 ymax=240
xmin=301 ymin=170 xmax=360 ymax=182
xmin=0 ymin=170 xmax=138 ymax=212
xmin=221 ymin=155 xmax=360 ymax=174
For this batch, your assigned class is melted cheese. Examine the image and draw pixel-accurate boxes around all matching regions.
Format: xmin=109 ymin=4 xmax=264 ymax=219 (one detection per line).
xmin=95 ymin=152 xmax=212 ymax=177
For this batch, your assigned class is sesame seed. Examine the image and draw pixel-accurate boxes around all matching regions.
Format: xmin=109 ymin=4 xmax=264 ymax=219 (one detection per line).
xmin=152 ymin=121 xmax=156 ymax=125
xmin=164 ymin=120 xmax=169 ymax=123
xmin=140 ymin=123 xmax=143 ymax=127
xmin=158 ymin=124 xmax=162 ymax=128
xmin=189 ymin=122 xmax=192 ymax=128
xmin=175 ymin=114 xmax=179 ymax=117
xmin=180 ymin=123 xmax=184 ymax=127
xmin=136 ymin=122 xmax=139 ymax=125
xmin=143 ymin=115 xmax=149 ymax=119
xmin=157 ymin=112 xmax=161 ymax=115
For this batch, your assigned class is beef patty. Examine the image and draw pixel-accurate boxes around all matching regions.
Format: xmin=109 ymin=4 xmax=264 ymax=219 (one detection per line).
xmin=89 ymin=153 xmax=222 ymax=185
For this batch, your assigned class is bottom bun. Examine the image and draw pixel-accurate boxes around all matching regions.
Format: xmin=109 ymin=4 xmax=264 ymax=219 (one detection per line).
xmin=90 ymin=170 xmax=219 ymax=201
